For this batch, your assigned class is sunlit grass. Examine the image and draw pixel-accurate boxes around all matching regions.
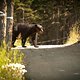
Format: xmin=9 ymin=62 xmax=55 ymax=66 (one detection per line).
xmin=65 ymin=22 xmax=80 ymax=44
xmin=0 ymin=45 xmax=26 ymax=80
xmin=14 ymin=38 xmax=31 ymax=46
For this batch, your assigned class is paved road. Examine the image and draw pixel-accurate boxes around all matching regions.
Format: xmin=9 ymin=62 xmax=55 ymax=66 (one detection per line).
xmin=21 ymin=43 xmax=80 ymax=80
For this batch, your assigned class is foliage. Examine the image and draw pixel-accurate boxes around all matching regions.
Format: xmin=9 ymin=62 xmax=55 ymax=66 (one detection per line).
xmin=0 ymin=48 xmax=24 ymax=66
xmin=0 ymin=63 xmax=27 ymax=80
xmin=14 ymin=0 xmax=80 ymax=44
xmin=65 ymin=20 xmax=80 ymax=44
xmin=14 ymin=0 xmax=41 ymax=23
xmin=0 ymin=45 xmax=25 ymax=80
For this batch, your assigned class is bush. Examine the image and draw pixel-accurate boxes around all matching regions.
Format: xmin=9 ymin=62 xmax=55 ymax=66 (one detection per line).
xmin=0 ymin=63 xmax=27 ymax=80
xmin=65 ymin=21 xmax=80 ymax=44
xmin=0 ymin=46 xmax=27 ymax=80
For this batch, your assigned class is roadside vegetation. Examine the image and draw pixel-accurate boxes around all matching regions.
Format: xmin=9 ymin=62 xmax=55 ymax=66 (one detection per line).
xmin=0 ymin=44 xmax=27 ymax=80
xmin=66 ymin=21 xmax=80 ymax=44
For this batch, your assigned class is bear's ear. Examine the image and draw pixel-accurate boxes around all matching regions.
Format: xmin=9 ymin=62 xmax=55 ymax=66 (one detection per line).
xmin=35 ymin=24 xmax=43 ymax=33
xmin=35 ymin=24 xmax=38 ymax=27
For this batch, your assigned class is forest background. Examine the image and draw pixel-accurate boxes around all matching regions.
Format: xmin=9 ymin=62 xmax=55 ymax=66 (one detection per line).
xmin=14 ymin=0 xmax=80 ymax=45
xmin=0 ymin=0 xmax=80 ymax=46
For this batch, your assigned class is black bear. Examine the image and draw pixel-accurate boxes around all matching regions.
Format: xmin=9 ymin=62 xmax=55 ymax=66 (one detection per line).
xmin=11 ymin=23 xmax=43 ymax=47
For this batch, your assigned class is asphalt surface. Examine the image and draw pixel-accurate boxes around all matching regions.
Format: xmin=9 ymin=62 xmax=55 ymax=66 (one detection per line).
xmin=21 ymin=43 xmax=80 ymax=80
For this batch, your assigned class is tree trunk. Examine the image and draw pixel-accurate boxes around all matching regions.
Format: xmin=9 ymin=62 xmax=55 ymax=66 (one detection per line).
xmin=0 ymin=0 xmax=6 ymax=46
xmin=6 ymin=0 xmax=14 ymax=49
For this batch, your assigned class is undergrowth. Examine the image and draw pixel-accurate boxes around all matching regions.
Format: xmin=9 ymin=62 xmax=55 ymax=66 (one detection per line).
xmin=0 ymin=43 xmax=27 ymax=80
xmin=65 ymin=21 xmax=80 ymax=44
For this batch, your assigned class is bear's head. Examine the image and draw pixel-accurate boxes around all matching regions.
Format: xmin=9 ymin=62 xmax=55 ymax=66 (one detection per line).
xmin=35 ymin=24 xmax=43 ymax=34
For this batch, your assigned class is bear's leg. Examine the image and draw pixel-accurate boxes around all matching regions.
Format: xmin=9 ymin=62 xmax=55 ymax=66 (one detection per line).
xmin=11 ymin=31 xmax=19 ymax=47
xmin=31 ymin=33 xmax=39 ymax=47
xmin=12 ymin=37 xmax=16 ymax=47
xmin=21 ymin=38 xmax=26 ymax=47
xmin=21 ymin=32 xmax=27 ymax=47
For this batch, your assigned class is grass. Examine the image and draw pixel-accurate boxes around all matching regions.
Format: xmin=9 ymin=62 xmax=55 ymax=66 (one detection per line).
xmin=14 ymin=38 xmax=31 ymax=46
xmin=65 ymin=21 xmax=80 ymax=44
xmin=0 ymin=44 xmax=26 ymax=80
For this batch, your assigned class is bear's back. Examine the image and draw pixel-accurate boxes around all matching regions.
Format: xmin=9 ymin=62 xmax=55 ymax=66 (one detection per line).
xmin=15 ymin=23 xmax=36 ymax=35
xmin=17 ymin=23 xmax=33 ymax=32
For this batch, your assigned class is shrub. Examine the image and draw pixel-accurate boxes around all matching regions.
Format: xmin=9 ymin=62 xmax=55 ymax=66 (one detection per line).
xmin=0 ymin=63 xmax=27 ymax=80
xmin=65 ymin=21 xmax=80 ymax=44
xmin=0 ymin=46 xmax=27 ymax=80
